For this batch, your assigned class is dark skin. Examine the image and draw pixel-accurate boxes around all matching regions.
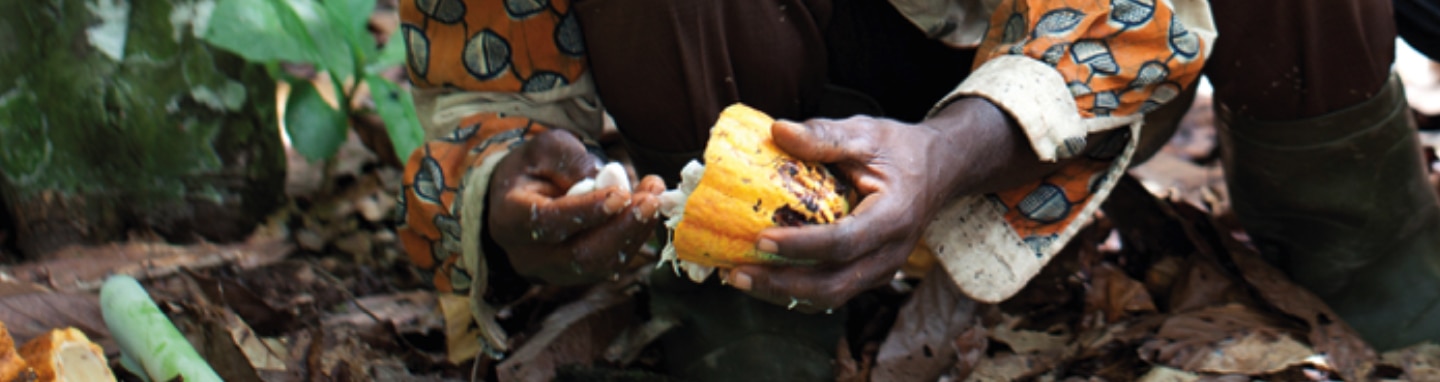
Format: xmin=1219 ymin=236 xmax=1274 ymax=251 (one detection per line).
xmin=487 ymin=129 xmax=665 ymax=286
xmin=723 ymin=97 xmax=1082 ymax=311
xmin=490 ymin=98 xmax=1104 ymax=309
xmin=715 ymin=0 xmax=1397 ymax=311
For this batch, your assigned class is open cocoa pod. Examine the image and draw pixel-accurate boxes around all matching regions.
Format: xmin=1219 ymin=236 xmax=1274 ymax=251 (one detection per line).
xmin=659 ymin=104 xmax=855 ymax=281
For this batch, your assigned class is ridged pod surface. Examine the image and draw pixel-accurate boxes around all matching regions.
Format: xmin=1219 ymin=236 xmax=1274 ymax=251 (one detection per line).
xmin=17 ymin=328 xmax=115 ymax=382
xmin=672 ymin=104 xmax=853 ymax=268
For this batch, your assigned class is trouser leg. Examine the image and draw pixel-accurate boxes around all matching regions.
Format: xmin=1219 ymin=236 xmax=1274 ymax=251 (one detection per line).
xmin=576 ymin=2 xmax=842 ymax=381
xmin=1207 ymin=0 xmax=1440 ymax=350
xmin=575 ymin=0 xmax=830 ymax=185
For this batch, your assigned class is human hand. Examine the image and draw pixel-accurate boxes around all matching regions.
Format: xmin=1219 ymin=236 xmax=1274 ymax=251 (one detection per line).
xmin=723 ymin=98 xmax=1017 ymax=311
xmin=488 ymin=129 xmax=664 ymax=285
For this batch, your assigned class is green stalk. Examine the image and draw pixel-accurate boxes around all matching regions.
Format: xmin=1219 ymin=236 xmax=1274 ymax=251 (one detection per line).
xmin=100 ymin=275 xmax=223 ymax=382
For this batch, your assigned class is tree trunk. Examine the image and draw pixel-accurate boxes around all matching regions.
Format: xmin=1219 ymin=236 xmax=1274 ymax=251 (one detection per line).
xmin=0 ymin=0 xmax=287 ymax=259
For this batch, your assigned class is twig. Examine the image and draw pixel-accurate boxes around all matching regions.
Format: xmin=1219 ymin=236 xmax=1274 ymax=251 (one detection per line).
xmin=306 ymin=259 xmax=426 ymax=354
xmin=306 ymin=260 xmax=384 ymax=325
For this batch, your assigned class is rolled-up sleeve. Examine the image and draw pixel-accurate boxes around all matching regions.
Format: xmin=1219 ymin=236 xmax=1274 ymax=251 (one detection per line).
xmin=923 ymin=0 xmax=1215 ymax=303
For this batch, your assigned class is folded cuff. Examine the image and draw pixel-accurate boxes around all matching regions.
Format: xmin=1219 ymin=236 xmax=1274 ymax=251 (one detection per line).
xmin=459 ymin=150 xmax=514 ymax=355
xmin=921 ymin=51 xmax=1167 ymax=303
xmin=934 ymin=55 xmax=1087 ymax=161
xmin=923 ymin=120 xmax=1141 ymax=303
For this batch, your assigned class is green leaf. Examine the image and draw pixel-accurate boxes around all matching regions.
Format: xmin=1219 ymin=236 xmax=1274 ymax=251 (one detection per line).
xmin=324 ymin=0 xmax=380 ymax=78
xmin=365 ymin=75 xmax=424 ymax=159
xmin=282 ymin=0 xmax=354 ymax=80
xmin=366 ymin=27 xmax=407 ymax=75
xmin=285 ymin=81 xmax=348 ymax=161
xmin=203 ymin=0 xmax=315 ymax=63
xmin=324 ymin=0 xmax=376 ymax=40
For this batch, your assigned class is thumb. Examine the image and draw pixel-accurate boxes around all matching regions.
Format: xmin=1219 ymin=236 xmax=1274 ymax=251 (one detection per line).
xmin=771 ymin=119 xmax=874 ymax=164
xmin=528 ymin=129 xmax=602 ymax=188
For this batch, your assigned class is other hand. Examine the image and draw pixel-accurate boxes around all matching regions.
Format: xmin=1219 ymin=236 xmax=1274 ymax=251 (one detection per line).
xmin=489 ymin=129 xmax=664 ymax=285
xmin=724 ymin=98 xmax=1018 ymax=311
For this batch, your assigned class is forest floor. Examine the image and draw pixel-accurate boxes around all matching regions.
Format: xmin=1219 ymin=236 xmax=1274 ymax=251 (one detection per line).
xmin=3 ymin=9 xmax=1440 ymax=381
xmin=0 ymin=89 xmax=1437 ymax=382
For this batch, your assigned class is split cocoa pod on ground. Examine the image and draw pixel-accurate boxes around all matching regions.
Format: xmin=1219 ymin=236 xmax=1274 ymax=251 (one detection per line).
xmin=658 ymin=103 xmax=935 ymax=282
xmin=0 ymin=321 xmax=115 ymax=382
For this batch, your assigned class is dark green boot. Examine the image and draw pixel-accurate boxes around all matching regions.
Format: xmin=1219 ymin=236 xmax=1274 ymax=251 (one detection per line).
xmin=1218 ymin=74 xmax=1440 ymax=350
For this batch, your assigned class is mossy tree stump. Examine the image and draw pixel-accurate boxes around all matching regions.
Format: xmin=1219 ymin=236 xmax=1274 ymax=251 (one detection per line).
xmin=0 ymin=0 xmax=286 ymax=259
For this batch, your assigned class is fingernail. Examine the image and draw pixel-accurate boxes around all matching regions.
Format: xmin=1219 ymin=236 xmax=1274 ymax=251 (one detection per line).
xmin=757 ymin=238 xmax=778 ymax=254
xmin=728 ymin=271 xmax=752 ymax=291
xmin=602 ymin=193 xmax=627 ymax=214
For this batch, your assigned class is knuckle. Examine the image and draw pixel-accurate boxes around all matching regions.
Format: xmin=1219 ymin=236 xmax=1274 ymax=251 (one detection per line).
xmin=823 ymin=277 xmax=852 ymax=300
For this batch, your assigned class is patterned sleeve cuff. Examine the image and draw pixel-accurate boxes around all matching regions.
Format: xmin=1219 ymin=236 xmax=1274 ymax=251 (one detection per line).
xmin=922 ymin=120 xmax=1142 ymax=303
xmin=921 ymin=55 xmax=1147 ymax=303
xmin=932 ymin=55 xmax=1094 ymax=162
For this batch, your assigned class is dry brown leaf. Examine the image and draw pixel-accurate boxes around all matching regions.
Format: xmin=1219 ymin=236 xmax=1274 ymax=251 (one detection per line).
xmin=1191 ymin=331 xmax=1317 ymax=375
xmin=835 ymin=336 xmax=870 ymax=382
xmin=323 ymin=290 xmax=443 ymax=336
xmin=285 ymin=130 xmax=378 ymax=198
xmin=437 ymin=293 xmax=482 ymax=365
xmin=873 ymin=266 xmax=978 ymax=381
xmin=1138 ymin=303 xmax=1296 ymax=372
xmin=964 ymin=351 xmax=1062 ymax=382
xmin=1164 ymin=93 xmax=1217 ymax=161
xmin=0 ymin=289 xmax=110 ymax=354
xmin=220 ymin=308 xmax=288 ymax=372
xmin=184 ymin=270 xmax=293 ymax=336
xmin=1379 ymin=342 xmax=1440 ymax=381
xmin=182 ymin=303 xmax=265 ymax=382
xmin=988 ymin=316 xmax=1072 ymax=355
xmin=1143 ymin=255 xmax=1185 ymax=300
xmin=2 ymin=239 xmax=290 ymax=292
xmin=302 ymin=324 xmax=393 ymax=380
xmin=497 ymin=277 xmax=638 ymax=382
xmin=1085 ymin=263 xmax=1157 ymax=323
xmin=1130 ymin=153 xmax=1222 ymax=210
xmin=1165 ymin=255 xmax=1251 ymax=314
xmin=953 ymin=324 xmax=988 ymax=380
xmin=603 ymin=315 xmax=679 ymax=366
xmin=1137 ymin=366 xmax=1200 ymax=382
xmin=1213 ymin=226 xmax=1377 ymax=380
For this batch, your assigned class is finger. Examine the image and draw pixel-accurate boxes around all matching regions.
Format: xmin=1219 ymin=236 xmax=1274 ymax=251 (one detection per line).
xmin=635 ymin=174 xmax=666 ymax=195
xmin=771 ymin=119 xmax=876 ymax=164
xmin=628 ymin=191 xmax=664 ymax=224
xmin=506 ymin=186 xmax=630 ymax=242
xmin=727 ymin=261 xmax=882 ymax=312
xmin=564 ymin=194 xmax=663 ymax=274
xmin=724 ymin=265 xmax=824 ymax=310
xmin=526 ymin=130 xmax=602 ymax=188
xmin=755 ymin=190 xmax=902 ymax=262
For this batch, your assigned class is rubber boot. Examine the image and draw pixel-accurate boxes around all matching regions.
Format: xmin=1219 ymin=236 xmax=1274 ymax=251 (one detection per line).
xmin=1217 ymin=74 xmax=1440 ymax=350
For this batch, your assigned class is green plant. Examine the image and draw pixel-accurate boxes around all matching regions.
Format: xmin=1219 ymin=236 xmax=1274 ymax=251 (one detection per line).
xmin=102 ymin=275 xmax=223 ymax=382
xmin=201 ymin=0 xmax=422 ymax=161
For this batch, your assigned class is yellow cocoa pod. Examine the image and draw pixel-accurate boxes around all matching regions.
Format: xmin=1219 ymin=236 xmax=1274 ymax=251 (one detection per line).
xmin=672 ymin=104 xmax=853 ymax=268
xmin=18 ymin=328 xmax=115 ymax=382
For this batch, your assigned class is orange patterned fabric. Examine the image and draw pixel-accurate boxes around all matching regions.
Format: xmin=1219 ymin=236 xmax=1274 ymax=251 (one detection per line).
xmin=399 ymin=114 xmax=549 ymax=292
xmin=400 ymin=0 xmax=587 ymax=92
xmin=977 ymin=0 xmax=1207 ymax=253
xmin=396 ymin=0 xmax=1209 ymax=284
xmin=398 ymin=0 xmax=589 ymax=292
xmin=976 ymin=0 xmax=1206 ymax=118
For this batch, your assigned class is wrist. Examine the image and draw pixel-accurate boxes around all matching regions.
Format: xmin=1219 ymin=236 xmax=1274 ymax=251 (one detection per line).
xmin=923 ymin=97 xmax=1030 ymax=198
